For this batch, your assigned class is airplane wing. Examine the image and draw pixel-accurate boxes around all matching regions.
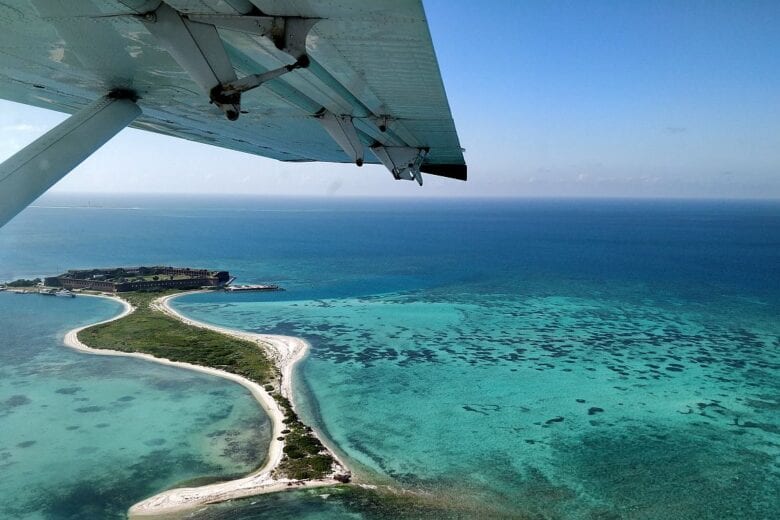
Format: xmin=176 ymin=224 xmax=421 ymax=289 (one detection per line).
xmin=0 ymin=0 xmax=466 ymax=227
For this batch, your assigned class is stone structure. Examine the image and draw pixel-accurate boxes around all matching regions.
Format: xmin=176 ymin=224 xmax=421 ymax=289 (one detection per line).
xmin=45 ymin=266 xmax=230 ymax=293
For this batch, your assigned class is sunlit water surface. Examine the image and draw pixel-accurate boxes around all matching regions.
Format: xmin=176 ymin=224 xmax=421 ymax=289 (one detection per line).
xmin=1 ymin=196 xmax=778 ymax=518
xmin=0 ymin=293 xmax=270 ymax=519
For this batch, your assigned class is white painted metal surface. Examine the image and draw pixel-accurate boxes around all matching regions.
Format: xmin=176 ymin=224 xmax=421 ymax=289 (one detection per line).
xmin=318 ymin=111 xmax=364 ymax=166
xmin=0 ymin=95 xmax=141 ymax=227
xmin=0 ymin=0 xmax=466 ymax=222
xmin=371 ymin=145 xmax=426 ymax=185
xmin=142 ymin=3 xmax=238 ymax=93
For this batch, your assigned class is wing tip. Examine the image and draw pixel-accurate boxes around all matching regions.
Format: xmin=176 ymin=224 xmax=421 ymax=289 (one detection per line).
xmin=421 ymin=163 xmax=467 ymax=181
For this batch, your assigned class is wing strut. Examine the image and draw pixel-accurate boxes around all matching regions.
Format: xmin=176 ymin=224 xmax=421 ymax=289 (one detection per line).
xmin=318 ymin=111 xmax=364 ymax=167
xmin=0 ymin=92 xmax=141 ymax=228
xmin=142 ymin=3 xmax=315 ymax=121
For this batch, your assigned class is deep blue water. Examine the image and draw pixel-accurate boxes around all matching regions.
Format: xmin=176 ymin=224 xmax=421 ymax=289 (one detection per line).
xmin=3 ymin=196 xmax=779 ymax=301
xmin=1 ymin=195 xmax=778 ymax=518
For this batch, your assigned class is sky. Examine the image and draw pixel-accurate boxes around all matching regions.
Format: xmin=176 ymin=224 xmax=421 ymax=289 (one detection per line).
xmin=0 ymin=0 xmax=778 ymax=199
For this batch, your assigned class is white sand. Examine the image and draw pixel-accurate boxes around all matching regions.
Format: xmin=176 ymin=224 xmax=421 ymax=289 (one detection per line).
xmin=61 ymin=291 xmax=349 ymax=517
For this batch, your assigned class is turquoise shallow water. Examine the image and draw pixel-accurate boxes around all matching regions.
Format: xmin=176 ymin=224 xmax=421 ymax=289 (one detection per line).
xmin=1 ymin=196 xmax=778 ymax=518
xmin=0 ymin=293 xmax=271 ymax=519
xmin=175 ymin=280 xmax=779 ymax=518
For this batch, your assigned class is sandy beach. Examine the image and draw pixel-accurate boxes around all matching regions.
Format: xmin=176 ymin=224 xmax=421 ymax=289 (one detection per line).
xmin=61 ymin=291 xmax=349 ymax=517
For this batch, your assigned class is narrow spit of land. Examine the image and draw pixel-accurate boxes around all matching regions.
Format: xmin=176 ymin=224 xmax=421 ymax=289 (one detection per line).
xmin=68 ymin=290 xmax=350 ymax=516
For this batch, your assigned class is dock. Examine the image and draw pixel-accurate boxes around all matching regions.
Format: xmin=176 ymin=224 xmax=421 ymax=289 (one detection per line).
xmin=224 ymin=284 xmax=283 ymax=292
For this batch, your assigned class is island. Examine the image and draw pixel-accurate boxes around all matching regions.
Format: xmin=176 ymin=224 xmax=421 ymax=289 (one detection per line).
xmin=2 ymin=266 xmax=282 ymax=295
xmin=7 ymin=266 xmax=351 ymax=516
xmin=46 ymin=266 xmax=231 ymax=292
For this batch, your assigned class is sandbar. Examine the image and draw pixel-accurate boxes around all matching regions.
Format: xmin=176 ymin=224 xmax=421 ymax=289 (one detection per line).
xmin=61 ymin=291 xmax=349 ymax=517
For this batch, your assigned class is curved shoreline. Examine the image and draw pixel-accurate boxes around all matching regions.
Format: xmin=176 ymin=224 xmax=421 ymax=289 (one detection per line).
xmin=62 ymin=291 xmax=349 ymax=517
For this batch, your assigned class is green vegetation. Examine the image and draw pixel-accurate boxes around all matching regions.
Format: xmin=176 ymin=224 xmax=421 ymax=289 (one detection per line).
xmin=274 ymin=394 xmax=335 ymax=480
xmin=5 ymin=278 xmax=42 ymax=287
xmin=126 ymin=274 xmax=193 ymax=282
xmin=80 ymin=291 xmax=274 ymax=384
xmin=78 ymin=290 xmax=337 ymax=481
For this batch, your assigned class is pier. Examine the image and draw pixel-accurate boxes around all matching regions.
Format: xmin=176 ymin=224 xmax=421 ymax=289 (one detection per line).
xmin=224 ymin=284 xmax=283 ymax=292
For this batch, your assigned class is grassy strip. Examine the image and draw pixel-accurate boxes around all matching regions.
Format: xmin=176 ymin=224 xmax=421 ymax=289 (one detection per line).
xmin=79 ymin=291 xmax=274 ymax=384
xmin=3 ymin=278 xmax=42 ymax=287
xmin=78 ymin=290 xmax=337 ymax=481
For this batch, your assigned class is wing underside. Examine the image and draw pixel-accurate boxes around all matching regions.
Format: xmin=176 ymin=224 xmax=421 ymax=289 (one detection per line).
xmin=0 ymin=0 xmax=466 ymax=181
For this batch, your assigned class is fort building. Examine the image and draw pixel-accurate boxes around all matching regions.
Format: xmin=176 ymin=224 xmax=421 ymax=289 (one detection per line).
xmin=44 ymin=266 xmax=230 ymax=293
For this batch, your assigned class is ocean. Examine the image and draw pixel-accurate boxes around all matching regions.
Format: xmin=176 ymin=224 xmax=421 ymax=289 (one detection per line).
xmin=0 ymin=195 xmax=778 ymax=518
